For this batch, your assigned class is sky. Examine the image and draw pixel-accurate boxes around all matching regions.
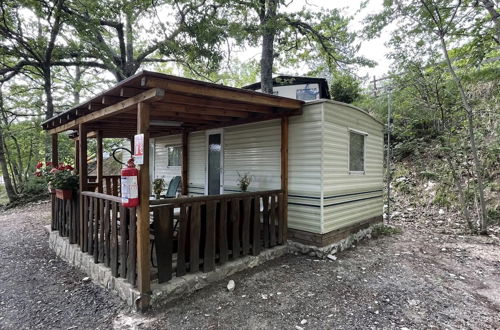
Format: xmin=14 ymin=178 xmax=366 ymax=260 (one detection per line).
xmin=236 ymin=0 xmax=393 ymax=81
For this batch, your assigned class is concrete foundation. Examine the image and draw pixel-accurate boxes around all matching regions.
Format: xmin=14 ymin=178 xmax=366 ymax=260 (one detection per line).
xmin=46 ymin=226 xmax=288 ymax=310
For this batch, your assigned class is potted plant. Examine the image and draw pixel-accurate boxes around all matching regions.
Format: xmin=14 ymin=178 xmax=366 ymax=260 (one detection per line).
xmin=48 ymin=164 xmax=78 ymax=200
xmin=237 ymin=172 xmax=253 ymax=192
xmin=152 ymin=178 xmax=165 ymax=199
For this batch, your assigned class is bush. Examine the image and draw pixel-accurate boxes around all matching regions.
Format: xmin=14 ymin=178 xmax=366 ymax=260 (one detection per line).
xmin=372 ymin=224 xmax=401 ymax=238
xmin=8 ymin=177 xmax=50 ymax=208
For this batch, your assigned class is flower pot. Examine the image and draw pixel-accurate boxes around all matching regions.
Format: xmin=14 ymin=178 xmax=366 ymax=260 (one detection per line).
xmin=55 ymin=189 xmax=73 ymax=200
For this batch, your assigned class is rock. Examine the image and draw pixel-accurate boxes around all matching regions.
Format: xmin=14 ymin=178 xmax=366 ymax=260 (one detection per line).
xmin=227 ymin=280 xmax=235 ymax=292
xmin=300 ymin=319 xmax=307 ymax=325
xmin=82 ymin=277 xmax=91 ymax=283
xmin=327 ymin=254 xmax=337 ymax=261
xmin=261 ymin=294 xmax=268 ymax=300
xmin=439 ymin=209 xmax=445 ymax=215
xmin=308 ymin=251 xmax=316 ymax=257
xmin=295 ymin=326 xmax=304 ymax=330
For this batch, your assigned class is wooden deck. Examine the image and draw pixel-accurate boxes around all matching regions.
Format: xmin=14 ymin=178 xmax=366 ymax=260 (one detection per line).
xmin=51 ymin=190 xmax=286 ymax=288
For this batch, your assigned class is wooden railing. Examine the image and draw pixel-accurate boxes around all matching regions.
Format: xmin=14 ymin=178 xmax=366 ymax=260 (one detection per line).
xmin=80 ymin=191 xmax=137 ymax=285
xmin=150 ymin=190 xmax=285 ymax=284
xmin=87 ymin=175 xmax=121 ymax=196
xmin=51 ymin=192 xmax=79 ymax=244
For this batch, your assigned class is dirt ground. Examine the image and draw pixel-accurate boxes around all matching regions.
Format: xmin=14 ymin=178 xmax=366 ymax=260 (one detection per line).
xmin=0 ymin=201 xmax=499 ymax=330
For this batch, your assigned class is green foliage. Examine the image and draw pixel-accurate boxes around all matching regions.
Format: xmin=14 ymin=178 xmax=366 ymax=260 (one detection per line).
xmin=433 ymin=186 xmax=453 ymax=208
xmin=50 ymin=168 xmax=78 ymax=190
xmin=14 ymin=177 xmax=50 ymax=206
xmin=329 ymin=73 xmax=361 ymax=104
xmin=419 ymin=171 xmax=439 ymax=181
xmin=372 ymin=224 xmax=402 ymax=238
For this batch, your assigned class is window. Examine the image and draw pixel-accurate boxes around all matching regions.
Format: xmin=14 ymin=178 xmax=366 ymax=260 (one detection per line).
xmin=349 ymin=131 xmax=365 ymax=173
xmin=167 ymin=146 xmax=182 ymax=166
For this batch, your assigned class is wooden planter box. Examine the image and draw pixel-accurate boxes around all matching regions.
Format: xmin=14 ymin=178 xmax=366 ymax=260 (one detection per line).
xmin=55 ymin=189 xmax=73 ymax=200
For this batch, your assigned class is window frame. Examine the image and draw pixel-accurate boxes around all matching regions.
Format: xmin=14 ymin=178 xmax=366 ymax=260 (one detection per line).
xmin=347 ymin=128 xmax=368 ymax=175
xmin=166 ymin=145 xmax=182 ymax=167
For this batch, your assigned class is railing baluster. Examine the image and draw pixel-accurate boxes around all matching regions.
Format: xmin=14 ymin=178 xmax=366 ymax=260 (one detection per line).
xmin=242 ymin=197 xmax=251 ymax=255
xmin=99 ymin=199 xmax=105 ymax=263
xmin=218 ymin=199 xmax=228 ymax=264
xmin=189 ymin=202 xmax=201 ymax=273
xmin=231 ymin=198 xmax=240 ymax=259
xmin=104 ymin=200 xmax=110 ymax=266
xmin=263 ymin=195 xmax=270 ymax=248
xmin=93 ymin=197 xmax=99 ymax=263
xmin=176 ymin=204 xmax=188 ymax=276
xmin=110 ymin=202 xmax=119 ymax=277
xmin=270 ymin=194 xmax=276 ymax=247
xmin=203 ymin=200 xmax=217 ymax=272
xmin=88 ymin=197 xmax=94 ymax=255
xmin=119 ymin=205 xmax=127 ymax=278
xmin=278 ymin=192 xmax=284 ymax=244
xmin=127 ymin=208 xmax=137 ymax=285
xmin=156 ymin=206 xmax=173 ymax=283
xmin=252 ymin=195 xmax=261 ymax=255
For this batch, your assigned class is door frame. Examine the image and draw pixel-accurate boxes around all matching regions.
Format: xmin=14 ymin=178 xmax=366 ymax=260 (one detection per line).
xmin=204 ymin=128 xmax=224 ymax=195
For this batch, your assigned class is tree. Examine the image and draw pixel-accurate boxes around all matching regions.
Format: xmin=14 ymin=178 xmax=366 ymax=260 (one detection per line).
xmin=221 ymin=0 xmax=372 ymax=94
xmin=365 ymin=0 xmax=498 ymax=233
xmin=62 ymin=0 xmax=230 ymax=81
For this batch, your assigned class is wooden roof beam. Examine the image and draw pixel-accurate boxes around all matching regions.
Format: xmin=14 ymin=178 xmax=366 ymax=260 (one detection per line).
xmin=48 ymin=88 xmax=165 ymax=134
xmin=154 ymin=103 xmax=251 ymax=118
xmin=141 ymin=76 xmax=303 ymax=110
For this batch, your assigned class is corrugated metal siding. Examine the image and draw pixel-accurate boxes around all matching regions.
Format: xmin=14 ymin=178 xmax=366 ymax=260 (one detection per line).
xmin=187 ymin=131 xmax=205 ymax=195
xmin=322 ymin=101 xmax=384 ymax=233
xmin=288 ymin=103 xmax=323 ymax=233
xmin=153 ymin=135 xmax=182 ymax=185
xmin=223 ymin=120 xmax=281 ymax=193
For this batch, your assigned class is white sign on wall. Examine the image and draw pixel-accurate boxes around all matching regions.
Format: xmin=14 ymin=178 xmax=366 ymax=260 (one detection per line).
xmin=134 ymin=133 xmax=144 ymax=165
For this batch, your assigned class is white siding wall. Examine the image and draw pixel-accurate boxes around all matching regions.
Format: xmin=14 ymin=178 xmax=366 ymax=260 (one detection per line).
xmin=153 ymin=135 xmax=182 ymax=185
xmin=223 ymin=120 xmax=281 ymax=192
xmin=288 ymin=103 xmax=323 ymax=233
xmin=322 ymin=101 xmax=384 ymax=233
xmin=187 ymin=131 xmax=206 ymax=195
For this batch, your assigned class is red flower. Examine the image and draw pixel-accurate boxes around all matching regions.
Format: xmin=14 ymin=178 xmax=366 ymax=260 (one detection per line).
xmin=46 ymin=162 xmax=53 ymax=167
xmin=50 ymin=168 xmax=58 ymax=173
xmin=34 ymin=171 xmax=42 ymax=177
xmin=35 ymin=161 xmax=43 ymax=169
xmin=65 ymin=165 xmax=74 ymax=171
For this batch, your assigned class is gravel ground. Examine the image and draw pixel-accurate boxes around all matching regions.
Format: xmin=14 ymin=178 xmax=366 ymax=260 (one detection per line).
xmin=0 ymin=201 xmax=125 ymax=330
xmin=0 ymin=201 xmax=499 ymax=330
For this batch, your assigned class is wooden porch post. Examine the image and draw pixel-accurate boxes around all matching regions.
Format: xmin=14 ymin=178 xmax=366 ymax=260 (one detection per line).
xmin=181 ymin=131 xmax=188 ymax=195
xmin=50 ymin=133 xmax=58 ymax=230
xmin=74 ymin=139 xmax=79 ymax=175
xmin=96 ymin=130 xmax=103 ymax=193
xmin=281 ymin=117 xmax=289 ymax=241
xmin=51 ymin=133 xmax=58 ymax=165
xmin=136 ymin=102 xmax=151 ymax=310
xmin=78 ymin=124 xmax=88 ymax=250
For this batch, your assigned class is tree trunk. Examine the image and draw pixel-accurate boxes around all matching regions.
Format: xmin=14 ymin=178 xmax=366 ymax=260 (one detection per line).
xmin=73 ymin=66 xmax=81 ymax=105
xmin=439 ymin=35 xmax=488 ymax=234
xmin=43 ymin=68 xmax=54 ymax=159
xmin=0 ymin=89 xmax=17 ymax=202
xmin=479 ymin=0 xmax=500 ymax=44
xmin=259 ymin=0 xmax=278 ymax=94
xmin=0 ymin=127 xmax=17 ymax=202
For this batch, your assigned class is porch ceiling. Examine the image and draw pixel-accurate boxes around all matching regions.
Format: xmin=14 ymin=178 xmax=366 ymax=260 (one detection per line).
xmin=42 ymin=71 xmax=304 ymax=138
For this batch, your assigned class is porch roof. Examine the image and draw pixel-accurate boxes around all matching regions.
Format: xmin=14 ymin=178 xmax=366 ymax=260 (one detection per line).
xmin=42 ymin=71 xmax=304 ymax=138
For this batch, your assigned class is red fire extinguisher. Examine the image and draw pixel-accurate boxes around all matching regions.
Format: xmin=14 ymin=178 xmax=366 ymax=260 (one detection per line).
xmin=121 ymin=158 xmax=139 ymax=207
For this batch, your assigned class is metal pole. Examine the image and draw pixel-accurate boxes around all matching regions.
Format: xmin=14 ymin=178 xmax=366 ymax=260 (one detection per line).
xmin=386 ymin=89 xmax=392 ymax=223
